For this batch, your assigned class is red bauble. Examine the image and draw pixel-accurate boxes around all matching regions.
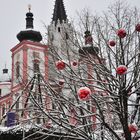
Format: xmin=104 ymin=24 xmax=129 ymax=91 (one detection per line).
xmin=109 ymin=40 xmax=116 ymax=46
xmin=135 ymin=24 xmax=140 ymax=32
xmin=59 ymin=79 xmax=65 ymax=85
xmin=56 ymin=60 xmax=65 ymax=70
xmin=78 ymin=87 xmax=91 ymax=100
xmin=117 ymin=29 xmax=126 ymax=38
xmin=116 ymin=65 xmax=127 ymax=75
xmin=72 ymin=61 xmax=78 ymax=66
xmin=128 ymin=124 xmax=138 ymax=133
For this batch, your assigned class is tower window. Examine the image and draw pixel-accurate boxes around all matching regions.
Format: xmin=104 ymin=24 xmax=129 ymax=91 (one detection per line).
xmin=33 ymin=59 xmax=40 ymax=73
xmin=16 ymin=62 xmax=20 ymax=79
xmin=2 ymin=104 xmax=5 ymax=116
xmin=66 ymin=33 xmax=69 ymax=39
xmin=37 ymin=118 xmax=41 ymax=124
xmin=58 ymin=27 xmax=61 ymax=32
xmin=33 ymin=52 xmax=40 ymax=59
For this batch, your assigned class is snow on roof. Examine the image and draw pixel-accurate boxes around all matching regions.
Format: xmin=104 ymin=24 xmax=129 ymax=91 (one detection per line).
xmin=0 ymin=124 xmax=42 ymax=133
xmin=0 ymin=81 xmax=11 ymax=85
xmin=0 ymin=124 xmax=84 ymax=139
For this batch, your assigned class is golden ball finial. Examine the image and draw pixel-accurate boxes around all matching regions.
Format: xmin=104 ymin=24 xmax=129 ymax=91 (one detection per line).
xmin=28 ymin=4 xmax=31 ymax=12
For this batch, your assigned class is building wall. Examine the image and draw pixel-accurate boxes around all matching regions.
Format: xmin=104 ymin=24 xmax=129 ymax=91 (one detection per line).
xmin=12 ymin=49 xmax=23 ymax=87
xmin=0 ymin=94 xmax=12 ymax=123
xmin=27 ymin=44 xmax=46 ymax=79
xmin=0 ymin=83 xmax=11 ymax=97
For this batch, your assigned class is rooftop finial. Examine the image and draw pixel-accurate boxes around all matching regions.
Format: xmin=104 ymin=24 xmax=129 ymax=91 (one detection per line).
xmin=28 ymin=4 xmax=31 ymax=12
xmin=3 ymin=63 xmax=8 ymax=74
xmin=26 ymin=5 xmax=34 ymax=29
xmin=5 ymin=63 xmax=6 ymax=69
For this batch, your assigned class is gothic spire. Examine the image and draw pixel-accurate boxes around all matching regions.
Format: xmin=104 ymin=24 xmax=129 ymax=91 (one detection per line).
xmin=52 ymin=0 xmax=67 ymax=25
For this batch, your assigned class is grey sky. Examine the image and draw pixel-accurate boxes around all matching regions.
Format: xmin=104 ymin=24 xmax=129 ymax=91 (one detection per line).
xmin=0 ymin=0 xmax=140 ymax=75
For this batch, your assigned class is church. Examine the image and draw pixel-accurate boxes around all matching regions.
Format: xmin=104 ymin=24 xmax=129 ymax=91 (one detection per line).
xmin=0 ymin=0 xmax=79 ymax=126
xmin=0 ymin=0 xmax=102 ymax=132
xmin=0 ymin=0 xmax=70 ymax=125
xmin=1 ymin=0 xmax=137 ymax=140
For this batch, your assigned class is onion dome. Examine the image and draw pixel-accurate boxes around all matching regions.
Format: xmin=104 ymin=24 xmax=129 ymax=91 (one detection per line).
xmin=79 ymin=30 xmax=99 ymax=55
xmin=17 ymin=5 xmax=42 ymax=42
xmin=0 ymin=68 xmax=11 ymax=82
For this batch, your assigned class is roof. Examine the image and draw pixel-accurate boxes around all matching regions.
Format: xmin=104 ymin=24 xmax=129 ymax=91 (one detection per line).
xmin=17 ymin=30 xmax=42 ymax=42
xmin=17 ymin=10 xmax=42 ymax=42
xmin=52 ymin=0 xmax=67 ymax=25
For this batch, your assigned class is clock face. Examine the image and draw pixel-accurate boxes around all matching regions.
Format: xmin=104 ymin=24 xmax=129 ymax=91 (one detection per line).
xmin=33 ymin=51 xmax=40 ymax=59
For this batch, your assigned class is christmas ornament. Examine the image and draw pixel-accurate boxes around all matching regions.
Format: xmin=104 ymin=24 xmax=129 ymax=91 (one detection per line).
xmin=56 ymin=60 xmax=65 ymax=70
xmin=109 ymin=40 xmax=116 ymax=46
xmin=59 ymin=79 xmax=65 ymax=85
xmin=78 ymin=87 xmax=91 ymax=99
xmin=116 ymin=65 xmax=127 ymax=75
xmin=117 ymin=29 xmax=126 ymax=38
xmin=128 ymin=124 xmax=138 ymax=133
xmin=135 ymin=24 xmax=140 ymax=32
xmin=72 ymin=61 xmax=78 ymax=66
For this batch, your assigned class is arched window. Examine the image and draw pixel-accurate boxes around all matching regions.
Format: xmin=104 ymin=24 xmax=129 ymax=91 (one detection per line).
xmin=16 ymin=62 xmax=20 ymax=79
xmin=58 ymin=27 xmax=61 ymax=32
xmin=2 ymin=104 xmax=5 ymax=116
xmin=37 ymin=118 xmax=41 ymax=124
xmin=33 ymin=59 xmax=40 ymax=73
xmin=65 ymin=32 xmax=69 ymax=39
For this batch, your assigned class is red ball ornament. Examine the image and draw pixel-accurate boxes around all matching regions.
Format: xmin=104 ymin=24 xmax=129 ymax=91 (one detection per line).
xmin=72 ymin=61 xmax=78 ymax=66
xmin=117 ymin=29 xmax=126 ymax=38
xmin=56 ymin=60 xmax=65 ymax=70
xmin=109 ymin=40 xmax=116 ymax=46
xmin=135 ymin=24 xmax=140 ymax=32
xmin=128 ymin=124 xmax=138 ymax=133
xmin=78 ymin=87 xmax=91 ymax=100
xmin=116 ymin=65 xmax=127 ymax=75
xmin=59 ymin=79 xmax=65 ymax=85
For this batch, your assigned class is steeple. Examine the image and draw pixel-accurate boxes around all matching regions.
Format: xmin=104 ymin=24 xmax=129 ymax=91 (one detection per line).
xmin=52 ymin=0 xmax=67 ymax=25
xmin=17 ymin=5 xmax=42 ymax=42
xmin=79 ymin=30 xmax=99 ymax=55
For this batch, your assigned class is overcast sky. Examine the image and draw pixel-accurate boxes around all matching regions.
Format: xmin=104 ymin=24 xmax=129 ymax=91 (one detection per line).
xmin=0 ymin=0 xmax=140 ymax=75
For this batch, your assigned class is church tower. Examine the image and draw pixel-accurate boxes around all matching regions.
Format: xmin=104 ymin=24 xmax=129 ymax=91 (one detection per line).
xmin=10 ymin=6 xmax=48 ymax=118
xmin=48 ymin=0 xmax=76 ymax=83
